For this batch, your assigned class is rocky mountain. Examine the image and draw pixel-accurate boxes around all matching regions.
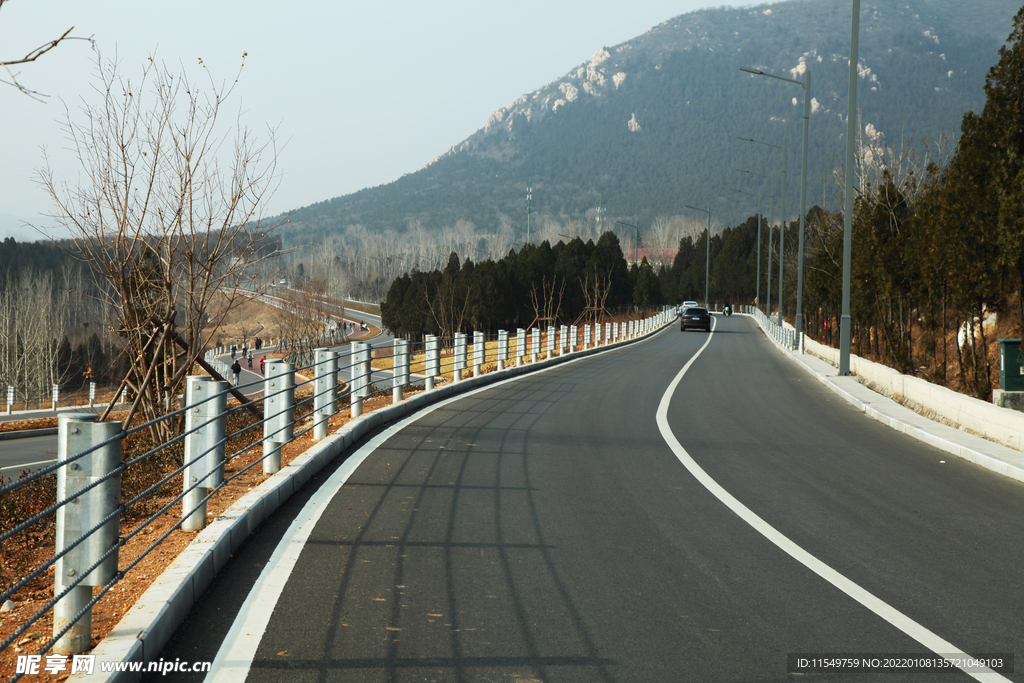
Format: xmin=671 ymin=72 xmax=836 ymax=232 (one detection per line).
xmin=281 ymin=0 xmax=1021 ymax=242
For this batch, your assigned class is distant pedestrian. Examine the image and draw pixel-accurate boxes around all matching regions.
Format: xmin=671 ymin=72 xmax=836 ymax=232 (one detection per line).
xmin=247 ymin=352 xmax=253 ymax=370
xmin=231 ymin=360 xmax=242 ymax=385
xmin=231 ymin=345 xmax=237 ymax=359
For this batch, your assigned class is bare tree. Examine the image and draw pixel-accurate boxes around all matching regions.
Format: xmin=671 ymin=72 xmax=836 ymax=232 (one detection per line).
xmin=0 ymin=268 xmax=72 ymax=403
xmin=576 ymin=264 xmax=611 ymax=326
xmin=645 ymin=216 xmax=677 ymax=269
xmin=486 ymin=214 xmax=516 ymax=261
xmin=38 ymin=52 xmax=282 ymax=437
xmin=527 ymin=276 xmax=566 ymax=329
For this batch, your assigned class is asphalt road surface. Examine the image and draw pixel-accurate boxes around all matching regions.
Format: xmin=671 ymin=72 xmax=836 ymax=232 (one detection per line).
xmin=0 ymin=434 xmax=58 ymax=477
xmin=144 ymin=314 xmax=1023 ymax=681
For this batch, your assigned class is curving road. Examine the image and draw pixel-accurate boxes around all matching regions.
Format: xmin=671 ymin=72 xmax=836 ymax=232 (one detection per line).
xmin=143 ymin=314 xmax=1022 ymax=681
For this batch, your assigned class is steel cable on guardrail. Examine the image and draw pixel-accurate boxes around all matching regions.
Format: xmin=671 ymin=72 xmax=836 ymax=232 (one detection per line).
xmin=1 ymin=312 xmax=676 ymax=680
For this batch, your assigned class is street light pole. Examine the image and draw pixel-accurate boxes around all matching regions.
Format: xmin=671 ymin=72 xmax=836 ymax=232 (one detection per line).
xmin=740 ymin=66 xmax=810 ymax=347
xmin=840 ymin=0 xmax=861 ymax=375
xmin=731 ymin=183 xmax=763 ymax=312
xmin=738 ymin=136 xmax=787 ymax=325
xmin=684 ymin=205 xmax=711 ymax=306
xmin=796 ymin=70 xmax=811 ymax=350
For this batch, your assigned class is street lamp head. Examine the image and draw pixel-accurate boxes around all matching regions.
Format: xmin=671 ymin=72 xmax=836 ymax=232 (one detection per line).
xmin=740 ymin=66 xmax=764 ymax=75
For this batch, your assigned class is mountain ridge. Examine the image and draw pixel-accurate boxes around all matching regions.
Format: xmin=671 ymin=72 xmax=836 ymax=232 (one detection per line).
xmin=279 ymin=0 xmax=1020 ymax=244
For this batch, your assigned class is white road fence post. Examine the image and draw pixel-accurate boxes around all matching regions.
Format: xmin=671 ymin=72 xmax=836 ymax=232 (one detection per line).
xmin=183 ymin=376 xmax=228 ymax=531
xmin=393 ymin=339 xmax=409 ymax=403
xmin=454 ymin=333 xmax=467 ymax=382
xmin=314 ymin=348 xmax=338 ymax=440
xmin=473 ymin=331 xmax=484 ymax=377
xmin=263 ymin=359 xmax=294 ymax=473
xmin=54 ymin=414 xmax=121 ymax=655
xmin=498 ymin=330 xmax=508 ymax=371
xmin=425 ymin=335 xmax=439 ymax=391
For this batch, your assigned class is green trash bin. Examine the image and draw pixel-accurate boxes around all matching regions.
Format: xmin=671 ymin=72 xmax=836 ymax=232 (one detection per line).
xmin=998 ymin=339 xmax=1024 ymax=391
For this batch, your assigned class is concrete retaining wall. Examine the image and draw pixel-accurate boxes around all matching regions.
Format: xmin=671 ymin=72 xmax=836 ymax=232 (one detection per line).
xmin=803 ymin=337 xmax=1024 ymax=452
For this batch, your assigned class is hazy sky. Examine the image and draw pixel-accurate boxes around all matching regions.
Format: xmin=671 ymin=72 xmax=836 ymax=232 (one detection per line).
xmin=0 ymin=0 xmax=740 ymax=239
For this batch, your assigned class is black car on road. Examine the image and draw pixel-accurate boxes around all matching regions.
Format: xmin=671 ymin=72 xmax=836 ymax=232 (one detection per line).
xmin=680 ymin=306 xmax=711 ymax=332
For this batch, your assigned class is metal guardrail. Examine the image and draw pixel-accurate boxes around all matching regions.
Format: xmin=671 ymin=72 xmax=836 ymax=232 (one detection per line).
xmin=743 ymin=304 xmax=801 ymax=350
xmin=4 ymin=382 xmax=121 ymax=415
xmin=0 ymin=310 xmax=674 ymax=681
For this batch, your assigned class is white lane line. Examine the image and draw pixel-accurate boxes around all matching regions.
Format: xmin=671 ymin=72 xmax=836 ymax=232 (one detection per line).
xmin=0 ymin=458 xmax=57 ymax=472
xmin=656 ymin=317 xmax=1009 ymax=683
xmin=205 ymin=329 xmax=671 ymax=682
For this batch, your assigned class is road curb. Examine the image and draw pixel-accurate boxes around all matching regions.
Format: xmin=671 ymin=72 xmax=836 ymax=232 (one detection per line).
xmin=73 ymin=319 xmax=675 ymax=682
xmin=743 ymin=313 xmax=1024 ymax=484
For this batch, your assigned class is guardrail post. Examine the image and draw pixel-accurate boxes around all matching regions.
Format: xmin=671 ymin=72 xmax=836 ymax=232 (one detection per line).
xmin=348 ymin=343 xmax=364 ymax=418
xmin=515 ymin=329 xmax=525 ymax=367
xmin=473 ymin=331 xmax=484 ymax=377
xmin=546 ymin=326 xmax=555 ymax=358
xmin=314 ymin=348 xmax=338 ymax=440
xmin=263 ymin=359 xmax=294 ymax=473
xmin=454 ymin=332 xmax=467 ymax=382
xmin=358 ymin=342 xmax=373 ymax=412
xmin=393 ymin=339 xmax=409 ymax=403
xmin=497 ymin=330 xmax=508 ymax=371
xmin=569 ymin=325 xmax=578 ymax=352
xmin=6 ymin=385 xmax=12 ymax=414
xmin=183 ymin=376 xmax=228 ymax=531
xmin=88 ymin=382 xmax=96 ymax=408
xmin=584 ymin=324 xmax=591 ymax=349
xmin=54 ymin=414 xmax=121 ymax=655
xmin=557 ymin=325 xmax=566 ymax=355
xmin=531 ymin=329 xmax=539 ymax=363
xmin=425 ymin=335 xmax=439 ymax=390
xmin=51 ymin=384 xmax=59 ymax=411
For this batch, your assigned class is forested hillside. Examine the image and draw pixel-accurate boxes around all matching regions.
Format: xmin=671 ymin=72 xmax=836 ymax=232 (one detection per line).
xmin=381 ymin=3 xmax=1024 ymax=402
xmin=280 ymin=0 xmax=1019 ymax=243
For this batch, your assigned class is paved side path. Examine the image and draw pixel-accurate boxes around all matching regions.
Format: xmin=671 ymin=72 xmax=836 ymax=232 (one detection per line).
xmin=748 ymin=313 xmax=1024 ymax=484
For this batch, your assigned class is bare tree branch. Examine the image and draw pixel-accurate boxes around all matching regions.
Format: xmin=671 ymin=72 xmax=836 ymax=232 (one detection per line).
xmin=0 ymin=0 xmax=93 ymax=100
